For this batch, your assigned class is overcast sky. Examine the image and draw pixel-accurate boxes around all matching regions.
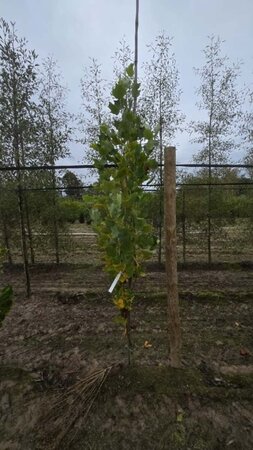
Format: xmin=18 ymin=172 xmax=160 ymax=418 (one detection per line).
xmin=1 ymin=0 xmax=253 ymax=165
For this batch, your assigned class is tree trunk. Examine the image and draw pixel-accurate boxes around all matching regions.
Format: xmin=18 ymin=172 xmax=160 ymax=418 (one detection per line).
xmin=2 ymin=220 xmax=13 ymax=264
xmin=24 ymin=194 xmax=35 ymax=264
xmin=48 ymin=93 xmax=60 ymax=264
xmin=164 ymin=147 xmax=181 ymax=367
xmin=208 ymin=134 xmax=212 ymax=267
xmin=207 ymin=73 xmax=214 ymax=267
xmin=51 ymin=170 xmax=60 ymax=264
xmin=15 ymin=140 xmax=31 ymax=296
xmin=158 ymin=91 xmax=163 ymax=264
xmin=133 ymin=0 xmax=139 ymax=113
xmin=17 ymin=182 xmax=31 ymax=297
xmin=11 ymin=57 xmax=31 ymax=297
xmin=125 ymin=309 xmax=132 ymax=366
xmin=158 ymin=189 xmax=163 ymax=264
xmin=182 ymin=189 xmax=186 ymax=264
xmin=20 ymin=133 xmax=35 ymax=264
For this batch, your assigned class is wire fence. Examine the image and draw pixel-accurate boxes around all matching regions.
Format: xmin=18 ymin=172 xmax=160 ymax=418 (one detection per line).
xmin=0 ymin=161 xmax=252 ymax=267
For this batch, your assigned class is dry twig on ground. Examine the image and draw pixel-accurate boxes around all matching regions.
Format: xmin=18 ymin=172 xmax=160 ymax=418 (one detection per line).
xmin=37 ymin=363 xmax=121 ymax=449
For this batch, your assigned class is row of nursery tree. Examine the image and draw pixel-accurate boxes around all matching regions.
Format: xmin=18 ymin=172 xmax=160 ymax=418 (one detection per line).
xmin=0 ymin=18 xmax=253 ymax=272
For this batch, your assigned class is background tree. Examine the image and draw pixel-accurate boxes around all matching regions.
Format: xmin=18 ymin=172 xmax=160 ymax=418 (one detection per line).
xmin=62 ymin=170 xmax=84 ymax=199
xmin=141 ymin=32 xmax=184 ymax=262
xmin=38 ymin=56 xmax=72 ymax=263
xmin=0 ymin=129 xmax=15 ymax=263
xmin=112 ymin=38 xmax=133 ymax=80
xmin=80 ymin=58 xmax=108 ymax=166
xmin=191 ymin=35 xmax=242 ymax=165
xmin=190 ymin=35 xmax=242 ymax=264
xmin=176 ymin=168 xmax=253 ymax=264
xmin=0 ymin=174 xmax=18 ymax=264
xmin=241 ymin=88 xmax=253 ymax=174
xmin=0 ymin=19 xmax=39 ymax=295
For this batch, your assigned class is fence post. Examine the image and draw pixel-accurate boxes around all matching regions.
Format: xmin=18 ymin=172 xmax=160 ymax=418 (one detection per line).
xmin=164 ymin=146 xmax=181 ymax=367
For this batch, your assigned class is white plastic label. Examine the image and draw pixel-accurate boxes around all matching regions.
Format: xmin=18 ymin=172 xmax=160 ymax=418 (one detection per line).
xmin=108 ymin=272 xmax=122 ymax=293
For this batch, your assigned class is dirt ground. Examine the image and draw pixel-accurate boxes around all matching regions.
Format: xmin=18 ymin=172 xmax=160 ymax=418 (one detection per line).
xmin=0 ymin=262 xmax=252 ymax=449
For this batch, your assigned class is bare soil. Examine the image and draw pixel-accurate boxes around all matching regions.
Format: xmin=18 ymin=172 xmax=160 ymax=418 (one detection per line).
xmin=0 ymin=262 xmax=252 ymax=449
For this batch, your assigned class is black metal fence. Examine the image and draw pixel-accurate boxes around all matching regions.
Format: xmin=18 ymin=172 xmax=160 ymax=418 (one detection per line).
xmin=0 ymin=161 xmax=252 ymax=266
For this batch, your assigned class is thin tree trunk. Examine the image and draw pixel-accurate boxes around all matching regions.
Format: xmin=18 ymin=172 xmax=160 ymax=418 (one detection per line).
xmin=208 ymin=128 xmax=212 ymax=267
xmin=24 ymin=196 xmax=35 ymax=264
xmin=51 ymin=169 xmax=60 ymax=264
xmin=11 ymin=47 xmax=31 ymax=297
xmin=182 ymin=189 xmax=186 ymax=264
xmin=164 ymin=147 xmax=181 ymax=367
xmin=158 ymin=189 xmax=163 ymax=264
xmin=2 ymin=220 xmax=13 ymax=264
xmin=158 ymin=84 xmax=163 ymax=264
xmin=15 ymin=137 xmax=31 ymax=296
xmin=208 ymin=177 xmax=212 ymax=265
xmin=17 ymin=181 xmax=31 ymax=297
xmin=48 ymin=80 xmax=60 ymax=265
xmin=20 ymin=133 xmax=35 ymax=264
xmin=125 ymin=309 xmax=132 ymax=366
xmin=133 ymin=0 xmax=139 ymax=113
xmin=207 ymin=72 xmax=214 ymax=267
xmin=122 ymin=0 xmax=139 ymax=365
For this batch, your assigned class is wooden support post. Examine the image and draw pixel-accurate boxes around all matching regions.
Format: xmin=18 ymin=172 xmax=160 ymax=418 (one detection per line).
xmin=164 ymin=147 xmax=181 ymax=367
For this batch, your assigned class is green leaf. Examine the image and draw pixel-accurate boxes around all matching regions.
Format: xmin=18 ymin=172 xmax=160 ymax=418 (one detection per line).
xmin=100 ymin=123 xmax=110 ymax=136
xmin=109 ymin=101 xmax=121 ymax=115
xmin=143 ymin=128 xmax=153 ymax=140
xmin=126 ymin=63 xmax=134 ymax=77
xmin=112 ymin=79 xmax=128 ymax=101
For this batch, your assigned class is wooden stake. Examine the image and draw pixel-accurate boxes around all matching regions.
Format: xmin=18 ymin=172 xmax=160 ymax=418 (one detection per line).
xmin=164 ymin=147 xmax=181 ymax=367
xmin=133 ymin=0 xmax=139 ymax=113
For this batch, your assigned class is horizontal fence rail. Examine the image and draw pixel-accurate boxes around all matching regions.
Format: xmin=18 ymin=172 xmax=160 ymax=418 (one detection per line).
xmin=1 ymin=163 xmax=253 ymax=171
xmin=0 ymin=160 xmax=252 ymax=268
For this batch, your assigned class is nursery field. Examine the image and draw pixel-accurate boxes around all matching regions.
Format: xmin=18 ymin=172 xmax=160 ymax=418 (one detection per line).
xmin=1 ymin=6 xmax=253 ymax=450
xmin=2 ymin=220 xmax=253 ymax=266
xmin=0 ymin=260 xmax=253 ymax=449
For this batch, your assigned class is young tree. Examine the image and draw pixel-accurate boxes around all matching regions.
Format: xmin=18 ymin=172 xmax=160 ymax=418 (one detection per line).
xmin=38 ymin=56 xmax=72 ymax=263
xmin=141 ymin=33 xmax=184 ymax=262
xmin=0 ymin=19 xmax=39 ymax=295
xmin=190 ymin=35 xmax=242 ymax=264
xmin=92 ymin=65 xmax=157 ymax=364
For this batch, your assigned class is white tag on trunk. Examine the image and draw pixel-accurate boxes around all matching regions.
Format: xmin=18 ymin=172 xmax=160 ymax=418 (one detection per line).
xmin=108 ymin=271 xmax=122 ymax=293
